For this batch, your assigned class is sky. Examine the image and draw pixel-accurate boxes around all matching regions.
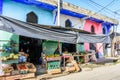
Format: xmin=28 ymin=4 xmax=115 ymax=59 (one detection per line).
xmin=64 ymin=0 xmax=120 ymax=32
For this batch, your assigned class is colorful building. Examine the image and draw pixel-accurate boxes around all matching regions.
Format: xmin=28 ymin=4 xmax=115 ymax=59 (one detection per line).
xmin=0 ymin=0 xmax=118 ymax=56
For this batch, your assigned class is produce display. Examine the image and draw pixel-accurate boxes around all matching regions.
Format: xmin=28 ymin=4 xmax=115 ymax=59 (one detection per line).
xmin=1 ymin=53 xmax=19 ymax=61
xmin=46 ymin=54 xmax=60 ymax=61
xmin=17 ymin=64 xmax=28 ymax=74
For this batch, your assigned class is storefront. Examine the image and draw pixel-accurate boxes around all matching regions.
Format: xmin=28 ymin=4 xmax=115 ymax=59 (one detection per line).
xmin=0 ymin=16 xmax=111 ymax=79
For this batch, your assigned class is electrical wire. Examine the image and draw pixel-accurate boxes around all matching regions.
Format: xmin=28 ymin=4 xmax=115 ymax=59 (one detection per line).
xmin=90 ymin=0 xmax=116 ymax=16
xmin=88 ymin=0 xmax=114 ymax=17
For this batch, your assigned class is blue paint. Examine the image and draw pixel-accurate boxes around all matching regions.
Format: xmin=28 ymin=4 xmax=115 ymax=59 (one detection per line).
xmin=102 ymin=24 xmax=111 ymax=34
xmin=87 ymin=17 xmax=104 ymax=23
xmin=12 ymin=0 xmax=116 ymax=26
xmin=0 ymin=0 xmax=3 ymax=14
xmin=54 ymin=11 xmax=57 ymax=24
xmin=61 ymin=9 xmax=87 ymax=18
xmin=3 ymin=0 xmax=53 ymax=25
xmin=12 ymin=0 xmax=56 ymax=11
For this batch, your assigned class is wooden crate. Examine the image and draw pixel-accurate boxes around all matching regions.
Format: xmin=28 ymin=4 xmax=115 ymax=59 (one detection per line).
xmin=26 ymin=63 xmax=36 ymax=73
xmin=47 ymin=69 xmax=61 ymax=74
xmin=20 ymin=73 xmax=35 ymax=79
xmin=17 ymin=63 xmax=28 ymax=73
xmin=65 ymin=66 xmax=75 ymax=72
xmin=4 ymin=73 xmax=35 ymax=80
xmin=0 ymin=76 xmax=5 ymax=80
xmin=5 ymin=74 xmax=21 ymax=80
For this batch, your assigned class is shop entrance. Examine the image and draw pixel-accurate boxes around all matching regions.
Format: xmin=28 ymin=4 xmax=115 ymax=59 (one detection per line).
xmin=62 ymin=43 xmax=76 ymax=52
xmin=19 ymin=36 xmax=42 ymax=64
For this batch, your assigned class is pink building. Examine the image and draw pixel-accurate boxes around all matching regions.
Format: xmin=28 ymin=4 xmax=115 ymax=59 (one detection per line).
xmin=83 ymin=20 xmax=103 ymax=54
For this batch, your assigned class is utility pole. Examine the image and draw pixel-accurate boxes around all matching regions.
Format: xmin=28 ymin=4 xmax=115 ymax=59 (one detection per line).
xmin=57 ymin=0 xmax=62 ymax=26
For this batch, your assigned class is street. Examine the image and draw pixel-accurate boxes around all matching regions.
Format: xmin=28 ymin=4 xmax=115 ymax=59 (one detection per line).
xmin=49 ymin=63 xmax=120 ymax=80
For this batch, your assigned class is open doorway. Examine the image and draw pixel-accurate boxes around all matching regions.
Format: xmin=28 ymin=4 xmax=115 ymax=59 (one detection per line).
xmin=19 ymin=36 xmax=42 ymax=64
xmin=62 ymin=43 xmax=76 ymax=53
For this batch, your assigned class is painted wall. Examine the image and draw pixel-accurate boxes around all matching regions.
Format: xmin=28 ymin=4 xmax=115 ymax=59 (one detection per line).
xmin=83 ymin=20 xmax=102 ymax=34
xmin=0 ymin=30 xmax=19 ymax=57
xmin=83 ymin=20 xmax=103 ymax=54
xmin=102 ymin=24 xmax=112 ymax=34
xmin=0 ymin=0 xmax=3 ymax=14
xmin=42 ymin=41 xmax=62 ymax=55
xmin=54 ymin=13 xmax=85 ymax=29
xmin=0 ymin=0 xmax=54 ymax=58
xmin=2 ymin=0 xmax=53 ymax=25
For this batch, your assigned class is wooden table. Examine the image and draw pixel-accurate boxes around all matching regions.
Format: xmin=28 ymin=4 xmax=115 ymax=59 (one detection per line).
xmin=61 ymin=55 xmax=71 ymax=69
xmin=73 ymin=53 xmax=95 ymax=63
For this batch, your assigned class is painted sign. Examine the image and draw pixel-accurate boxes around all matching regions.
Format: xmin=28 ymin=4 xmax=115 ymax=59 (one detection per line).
xmin=47 ymin=60 xmax=60 ymax=70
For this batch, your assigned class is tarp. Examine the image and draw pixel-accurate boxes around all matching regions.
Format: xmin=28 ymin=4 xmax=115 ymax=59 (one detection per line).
xmin=110 ymin=32 xmax=120 ymax=39
xmin=0 ymin=15 xmax=111 ymax=44
xmin=77 ymin=33 xmax=111 ymax=43
xmin=0 ymin=16 xmax=77 ymax=43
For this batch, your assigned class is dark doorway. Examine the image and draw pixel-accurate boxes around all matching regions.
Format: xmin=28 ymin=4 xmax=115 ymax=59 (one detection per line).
xmin=103 ymin=28 xmax=106 ymax=34
xmin=90 ymin=25 xmax=96 ymax=51
xmin=91 ymin=25 xmax=95 ymax=33
xmin=62 ymin=43 xmax=76 ymax=52
xmin=19 ymin=36 xmax=42 ymax=64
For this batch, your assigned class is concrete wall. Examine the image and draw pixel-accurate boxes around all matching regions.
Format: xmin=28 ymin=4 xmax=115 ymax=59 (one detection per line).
xmin=2 ymin=0 xmax=53 ymax=25
xmin=83 ymin=20 xmax=103 ymax=55
xmin=54 ymin=13 xmax=85 ymax=29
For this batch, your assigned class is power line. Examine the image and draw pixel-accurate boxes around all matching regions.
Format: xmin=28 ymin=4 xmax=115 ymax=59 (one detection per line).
xmin=88 ymin=0 xmax=114 ymax=16
xmin=91 ymin=0 xmax=116 ymax=16
xmin=89 ymin=0 xmax=114 ymax=13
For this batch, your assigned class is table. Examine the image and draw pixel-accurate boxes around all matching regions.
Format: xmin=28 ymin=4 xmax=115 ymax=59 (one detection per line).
xmin=73 ymin=53 xmax=95 ymax=63
xmin=61 ymin=54 xmax=72 ymax=69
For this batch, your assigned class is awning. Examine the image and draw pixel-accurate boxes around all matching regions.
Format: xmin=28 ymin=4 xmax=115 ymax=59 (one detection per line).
xmin=0 ymin=15 xmax=111 ymax=44
xmin=0 ymin=15 xmax=77 ymax=43
xmin=77 ymin=33 xmax=111 ymax=43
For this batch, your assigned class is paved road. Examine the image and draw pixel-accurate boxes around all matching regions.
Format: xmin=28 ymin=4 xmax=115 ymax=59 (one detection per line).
xmin=49 ymin=63 xmax=120 ymax=80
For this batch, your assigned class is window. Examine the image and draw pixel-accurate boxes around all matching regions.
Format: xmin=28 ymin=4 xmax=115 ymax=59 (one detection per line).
xmin=65 ymin=19 xmax=72 ymax=27
xmin=91 ymin=25 xmax=95 ymax=33
xmin=103 ymin=28 xmax=106 ymax=34
xmin=26 ymin=11 xmax=38 ymax=23
xmin=90 ymin=25 xmax=96 ymax=50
